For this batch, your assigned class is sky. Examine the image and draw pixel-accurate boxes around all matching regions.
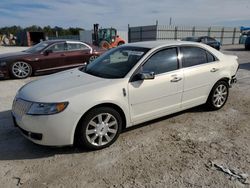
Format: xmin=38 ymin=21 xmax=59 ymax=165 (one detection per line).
xmin=0 ymin=0 xmax=250 ymax=30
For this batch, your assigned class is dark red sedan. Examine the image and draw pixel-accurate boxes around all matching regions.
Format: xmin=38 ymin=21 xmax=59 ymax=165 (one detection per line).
xmin=0 ymin=40 xmax=106 ymax=79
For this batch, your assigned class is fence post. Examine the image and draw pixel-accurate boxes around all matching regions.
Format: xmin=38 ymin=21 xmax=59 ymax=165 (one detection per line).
xmin=220 ymin=27 xmax=224 ymax=45
xmin=232 ymin=27 xmax=236 ymax=45
xmin=192 ymin=26 xmax=195 ymax=36
xmin=174 ymin=26 xmax=178 ymax=40
xmin=128 ymin=24 xmax=130 ymax=43
xmin=208 ymin=27 xmax=211 ymax=37
xmin=140 ymin=27 xmax=142 ymax=41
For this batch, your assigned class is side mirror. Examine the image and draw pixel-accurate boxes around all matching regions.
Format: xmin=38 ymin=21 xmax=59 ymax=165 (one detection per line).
xmin=140 ymin=71 xmax=155 ymax=80
xmin=132 ymin=71 xmax=155 ymax=82
xmin=44 ymin=49 xmax=53 ymax=56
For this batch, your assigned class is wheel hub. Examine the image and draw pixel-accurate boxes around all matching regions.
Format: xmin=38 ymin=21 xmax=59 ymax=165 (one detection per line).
xmin=96 ymin=122 xmax=109 ymax=136
xmin=86 ymin=112 xmax=118 ymax=146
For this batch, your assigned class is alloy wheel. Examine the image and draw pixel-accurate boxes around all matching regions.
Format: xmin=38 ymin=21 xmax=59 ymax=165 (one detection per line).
xmin=89 ymin=56 xmax=98 ymax=63
xmin=12 ymin=62 xmax=31 ymax=78
xmin=86 ymin=113 xmax=118 ymax=146
xmin=212 ymin=84 xmax=228 ymax=108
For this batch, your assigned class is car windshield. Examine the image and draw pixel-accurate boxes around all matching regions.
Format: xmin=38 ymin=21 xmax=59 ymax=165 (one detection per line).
xmin=84 ymin=46 xmax=150 ymax=78
xmin=24 ymin=41 xmax=50 ymax=53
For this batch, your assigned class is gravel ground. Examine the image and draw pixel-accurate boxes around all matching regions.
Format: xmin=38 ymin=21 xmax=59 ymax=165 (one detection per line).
xmin=0 ymin=45 xmax=250 ymax=188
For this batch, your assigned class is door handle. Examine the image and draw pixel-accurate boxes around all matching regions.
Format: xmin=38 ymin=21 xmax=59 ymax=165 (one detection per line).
xmin=210 ymin=68 xmax=219 ymax=72
xmin=171 ymin=77 xmax=182 ymax=82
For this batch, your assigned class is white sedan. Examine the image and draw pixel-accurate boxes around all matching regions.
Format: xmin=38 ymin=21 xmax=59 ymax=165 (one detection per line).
xmin=12 ymin=41 xmax=239 ymax=150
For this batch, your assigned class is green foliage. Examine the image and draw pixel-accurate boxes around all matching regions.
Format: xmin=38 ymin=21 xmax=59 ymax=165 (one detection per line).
xmin=0 ymin=25 xmax=84 ymax=37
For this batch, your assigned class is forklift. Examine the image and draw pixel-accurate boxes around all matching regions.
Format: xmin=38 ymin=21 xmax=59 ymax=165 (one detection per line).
xmin=92 ymin=24 xmax=125 ymax=49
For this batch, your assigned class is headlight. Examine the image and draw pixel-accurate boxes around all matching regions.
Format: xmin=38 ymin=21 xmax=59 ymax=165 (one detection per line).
xmin=27 ymin=102 xmax=68 ymax=115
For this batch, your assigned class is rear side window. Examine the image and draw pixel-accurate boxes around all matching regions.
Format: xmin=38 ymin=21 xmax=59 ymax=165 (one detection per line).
xmin=142 ymin=48 xmax=178 ymax=75
xmin=180 ymin=46 xmax=216 ymax=67
xmin=206 ymin=51 xmax=216 ymax=62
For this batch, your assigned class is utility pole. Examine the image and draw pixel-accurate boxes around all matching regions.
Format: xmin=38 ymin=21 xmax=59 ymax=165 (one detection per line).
xmin=169 ymin=17 xmax=172 ymax=26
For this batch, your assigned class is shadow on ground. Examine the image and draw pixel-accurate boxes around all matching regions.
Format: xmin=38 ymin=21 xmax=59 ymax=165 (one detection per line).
xmin=0 ymin=110 xmax=87 ymax=161
xmin=0 ymin=105 xmax=208 ymax=161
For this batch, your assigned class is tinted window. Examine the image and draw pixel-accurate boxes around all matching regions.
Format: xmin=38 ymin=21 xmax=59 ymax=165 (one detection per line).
xmin=142 ymin=48 xmax=178 ymax=74
xmin=206 ymin=51 xmax=216 ymax=62
xmin=181 ymin=46 xmax=208 ymax=67
xmin=201 ymin=38 xmax=207 ymax=43
xmin=24 ymin=42 xmax=49 ymax=53
xmin=48 ymin=43 xmax=66 ymax=52
xmin=207 ymin=37 xmax=216 ymax=42
xmin=67 ymin=43 xmax=89 ymax=51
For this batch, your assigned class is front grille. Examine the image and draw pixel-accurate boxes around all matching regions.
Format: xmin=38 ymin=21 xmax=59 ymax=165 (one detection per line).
xmin=12 ymin=98 xmax=32 ymax=117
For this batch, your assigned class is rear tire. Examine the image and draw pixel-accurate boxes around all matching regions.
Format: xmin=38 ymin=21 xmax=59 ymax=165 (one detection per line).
xmin=206 ymin=80 xmax=229 ymax=110
xmin=76 ymin=107 xmax=122 ymax=150
xmin=11 ymin=61 xmax=32 ymax=79
xmin=118 ymin=42 xmax=125 ymax=46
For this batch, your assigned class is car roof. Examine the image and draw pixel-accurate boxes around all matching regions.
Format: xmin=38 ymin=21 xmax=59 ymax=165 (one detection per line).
xmin=123 ymin=40 xmax=225 ymax=60
xmin=44 ymin=39 xmax=86 ymax=44
xmin=125 ymin=40 xmax=202 ymax=49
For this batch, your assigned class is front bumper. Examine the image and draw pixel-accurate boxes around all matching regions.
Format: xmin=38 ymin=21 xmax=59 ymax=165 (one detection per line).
xmin=230 ymin=75 xmax=237 ymax=87
xmin=12 ymin=108 xmax=80 ymax=146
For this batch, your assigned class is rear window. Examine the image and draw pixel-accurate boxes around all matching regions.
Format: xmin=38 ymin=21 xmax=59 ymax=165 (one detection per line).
xmin=67 ymin=43 xmax=89 ymax=51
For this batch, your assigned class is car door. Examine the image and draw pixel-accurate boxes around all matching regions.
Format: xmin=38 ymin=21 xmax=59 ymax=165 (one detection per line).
xmin=64 ymin=42 xmax=92 ymax=67
xmin=38 ymin=42 xmax=67 ymax=71
xmin=180 ymin=46 xmax=221 ymax=109
xmin=128 ymin=47 xmax=183 ymax=124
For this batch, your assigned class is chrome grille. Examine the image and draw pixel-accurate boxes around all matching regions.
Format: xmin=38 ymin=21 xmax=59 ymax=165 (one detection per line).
xmin=12 ymin=98 xmax=32 ymax=117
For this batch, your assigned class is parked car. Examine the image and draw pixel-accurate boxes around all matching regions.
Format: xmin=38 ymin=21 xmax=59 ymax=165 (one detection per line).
xmin=0 ymin=40 xmax=105 ymax=79
xmin=245 ymin=36 xmax=250 ymax=50
xmin=12 ymin=41 xmax=238 ymax=150
xmin=182 ymin=36 xmax=221 ymax=50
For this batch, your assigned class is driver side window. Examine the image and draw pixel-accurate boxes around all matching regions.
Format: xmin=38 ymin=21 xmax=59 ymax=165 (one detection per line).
xmin=47 ymin=43 xmax=66 ymax=53
xmin=142 ymin=48 xmax=179 ymax=75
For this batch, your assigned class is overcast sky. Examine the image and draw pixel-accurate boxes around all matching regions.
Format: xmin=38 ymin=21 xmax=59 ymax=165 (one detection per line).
xmin=0 ymin=0 xmax=250 ymax=30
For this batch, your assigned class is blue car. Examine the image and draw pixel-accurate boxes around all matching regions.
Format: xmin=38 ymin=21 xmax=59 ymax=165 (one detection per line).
xmin=182 ymin=36 xmax=221 ymax=50
xmin=245 ymin=36 xmax=250 ymax=50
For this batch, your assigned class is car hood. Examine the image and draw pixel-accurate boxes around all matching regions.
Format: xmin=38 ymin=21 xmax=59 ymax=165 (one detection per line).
xmin=17 ymin=68 xmax=111 ymax=102
xmin=0 ymin=51 xmax=30 ymax=60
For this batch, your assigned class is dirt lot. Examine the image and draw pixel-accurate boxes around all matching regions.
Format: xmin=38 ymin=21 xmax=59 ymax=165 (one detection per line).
xmin=0 ymin=45 xmax=250 ymax=188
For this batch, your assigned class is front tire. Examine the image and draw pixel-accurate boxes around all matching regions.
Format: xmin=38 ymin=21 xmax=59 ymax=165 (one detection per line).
xmin=206 ymin=80 xmax=229 ymax=110
xmin=88 ymin=55 xmax=98 ymax=63
xmin=76 ymin=107 xmax=122 ymax=150
xmin=11 ymin=61 xmax=32 ymax=79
